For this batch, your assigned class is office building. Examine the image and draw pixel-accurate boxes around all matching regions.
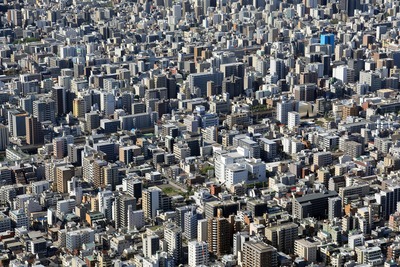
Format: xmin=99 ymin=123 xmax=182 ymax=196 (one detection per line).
xmin=52 ymin=86 xmax=67 ymax=116
xmin=294 ymin=84 xmax=317 ymax=102
xmin=0 ymin=124 xmax=9 ymax=151
xmin=9 ymin=110 xmax=28 ymax=138
xmin=33 ymin=98 xmax=56 ymax=122
xmin=277 ymin=100 xmax=297 ymax=125
xmin=85 ymin=112 xmax=100 ymax=132
xmin=100 ymin=91 xmax=115 ymax=116
xmin=320 ymin=33 xmax=335 ymax=52
xmin=292 ymin=191 xmax=338 ymax=219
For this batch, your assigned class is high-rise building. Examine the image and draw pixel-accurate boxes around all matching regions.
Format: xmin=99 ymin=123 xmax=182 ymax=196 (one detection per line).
xmin=7 ymin=9 xmax=22 ymax=26
xmin=276 ymin=99 xmax=297 ymax=125
xmin=85 ymin=112 xmax=100 ymax=132
xmin=188 ymin=241 xmax=209 ymax=267
xmin=313 ymin=152 xmax=333 ymax=167
xmin=103 ymin=163 xmax=120 ymax=191
xmin=26 ymin=116 xmax=43 ymax=145
xmin=173 ymin=205 xmax=189 ymax=228
xmin=288 ymin=111 xmax=300 ymax=131
xmin=56 ymin=165 xmax=74 ymax=193
xmin=142 ymin=187 xmax=161 ymax=219
xmin=66 ymin=228 xmax=95 ymax=251
xmin=204 ymin=200 xmax=239 ymax=219
xmin=328 ymin=197 xmax=343 ymax=220
xmin=128 ymin=208 xmax=144 ymax=230
xmin=114 ymin=193 xmax=136 ymax=228
xmin=359 ymin=71 xmax=382 ymax=92
xmin=73 ymin=98 xmax=86 ymax=118
xmin=123 ymin=177 xmax=143 ymax=199
xmin=93 ymin=159 xmax=108 ymax=189
xmin=33 ymin=98 xmax=56 ymax=122
xmin=339 ymin=0 xmax=360 ymax=17
xmin=0 ymin=124 xmax=9 ymax=151
xmin=143 ymin=234 xmax=160 ymax=257
xmin=294 ymin=238 xmax=320 ymax=263
xmin=375 ymin=185 xmax=400 ymax=219
xmin=242 ymin=240 xmax=278 ymax=267
xmin=53 ymin=136 xmax=73 ymax=159
xmin=8 ymin=110 xmax=28 ymax=138
xmin=188 ymin=69 xmax=223 ymax=97
xmin=342 ymin=103 xmax=359 ymax=120
xmin=207 ymin=210 xmax=231 ymax=257
xmin=98 ymin=189 xmax=114 ymax=221
xmin=67 ymin=144 xmax=84 ymax=166
xmin=52 ymin=86 xmax=67 ymax=116
xmin=197 ymin=219 xmax=208 ymax=242
xmin=222 ymin=75 xmax=243 ymax=98
xmin=164 ymin=223 xmax=182 ymax=264
xmin=184 ymin=207 xmax=198 ymax=240
xmin=100 ymin=91 xmax=115 ymax=116
xmin=270 ymin=58 xmax=286 ymax=80
xmin=265 ymin=223 xmax=298 ymax=254
xmin=94 ymin=142 xmax=117 ymax=162
xmin=320 ymin=33 xmax=335 ymax=52
xmin=294 ymin=84 xmax=317 ymax=101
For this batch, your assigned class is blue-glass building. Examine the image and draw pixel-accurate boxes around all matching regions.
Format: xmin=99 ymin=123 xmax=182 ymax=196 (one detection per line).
xmin=320 ymin=33 xmax=335 ymax=49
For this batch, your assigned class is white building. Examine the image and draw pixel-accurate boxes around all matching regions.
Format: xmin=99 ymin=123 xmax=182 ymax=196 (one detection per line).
xmin=57 ymin=199 xmax=76 ymax=219
xmin=66 ymin=228 xmax=95 ymax=251
xmin=294 ymin=238 xmax=320 ymax=263
xmin=100 ymin=91 xmax=115 ymax=116
xmin=355 ymin=246 xmax=383 ymax=266
xmin=31 ymin=180 xmax=50 ymax=195
xmin=188 ymin=241 xmax=209 ymax=267
xmin=333 ymin=65 xmax=348 ymax=83
xmin=184 ymin=209 xmax=198 ymax=240
xmin=164 ymin=223 xmax=182 ymax=264
xmin=225 ymin=163 xmax=248 ymax=188
xmin=98 ymin=189 xmax=113 ymax=221
xmin=288 ymin=111 xmax=300 ymax=131
xmin=348 ymin=234 xmax=365 ymax=250
xmin=277 ymin=99 xmax=295 ymax=125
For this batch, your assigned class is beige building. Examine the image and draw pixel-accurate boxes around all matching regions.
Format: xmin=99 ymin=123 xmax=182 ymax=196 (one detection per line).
xmin=295 ymin=238 xmax=320 ymax=263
